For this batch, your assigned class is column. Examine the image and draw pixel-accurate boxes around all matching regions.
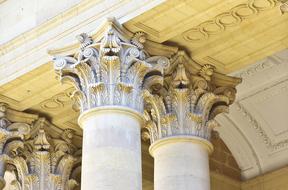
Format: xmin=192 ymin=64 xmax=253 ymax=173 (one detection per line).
xmin=150 ymin=137 xmax=212 ymax=190
xmin=143 ymin=56 xmax=240 ymax=190
xmin=53 ymin=19 xmax=170 ymax=190
xmin=79 ymin=107 xmax=142 ymax=189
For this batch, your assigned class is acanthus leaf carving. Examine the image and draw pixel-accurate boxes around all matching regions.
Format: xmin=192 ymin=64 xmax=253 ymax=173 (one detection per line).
xmin=143 ymin=52 xmax=240 ymax=144
xmin=53 ymin=19 xmax=170 ymax=113
xmin=0 ymin=104 xmax=81 ymax=190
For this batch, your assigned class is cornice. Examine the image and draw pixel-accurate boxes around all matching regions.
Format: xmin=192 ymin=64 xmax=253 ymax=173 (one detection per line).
xmin=48 ymin=18 xmax=179 ymax=58
xmin=0 ymin=0 xmax=166 ymax=56
xmin=0 ymin=0 xmax=165 ymax=86
xmin=0 ymin=0 xmax=102 ymax=55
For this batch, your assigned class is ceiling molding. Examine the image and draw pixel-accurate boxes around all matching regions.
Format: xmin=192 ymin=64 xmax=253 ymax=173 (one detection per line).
xmin=40 ymin=88 xmax=74 ymax=111
xmin=217 ymin=49 xmax=288 ymax=179
xmin=0 ymin=0 xmax=165 ymax=87
xmin=182 ymin=0 xmax=279 ymax=43
xmin=234 ymin=60 xmax=280 ymax=79
xmin=216 ymin=114 xmax=262 ymax=179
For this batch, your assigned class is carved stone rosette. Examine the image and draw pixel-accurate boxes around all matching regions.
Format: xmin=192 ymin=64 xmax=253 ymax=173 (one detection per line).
xmin=0 ymin=103 xmax=81 ymax=190
xmin=143 ymin=52 xmax=241 ymax=144
xmin=53 ymin=19 xmax=170 ymax=113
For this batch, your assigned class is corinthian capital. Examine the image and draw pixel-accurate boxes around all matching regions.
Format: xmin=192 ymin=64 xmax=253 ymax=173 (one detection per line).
xmin=52 ymin=19 xmax=173 ymax=113
xmin=143 ymin=52 xmax=241 ymax=143
xmin=0 ymin=104 xmax=81 ymax=190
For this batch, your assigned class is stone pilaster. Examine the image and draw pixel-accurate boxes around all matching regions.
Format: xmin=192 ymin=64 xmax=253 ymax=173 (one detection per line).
xmin=0 ymin=103 xmax=81 ymax=190
xmin=143 ymin=52 xmax=241 ymax=190
xmin=52 ymin=19 xmax=174 ymax=190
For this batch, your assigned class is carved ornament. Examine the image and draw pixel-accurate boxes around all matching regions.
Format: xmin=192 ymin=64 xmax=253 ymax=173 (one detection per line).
xmin=236 ymin=102 xmax=288 ymax=151
xmin=52 ymin=19 xmax=172 ymax=113
xmin=143 ymin=52 xmax=241 ymax=143
xmin=50 ymin=19 xmax=241 ymax=144
xmin=0 ymin=103 xmax=81 ymax=190
xmin=182 ymin=0 xmax=279 ymax=43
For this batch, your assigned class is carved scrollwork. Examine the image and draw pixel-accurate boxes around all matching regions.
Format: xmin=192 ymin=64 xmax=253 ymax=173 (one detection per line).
xmin=0 ymin=104 xmax=81 ymax=190
xmin=143 ymin=53 xmax=240 ymax=143
xmin=182 ymin=0 xmax=278 ymax=43
xmin=52 ymin=19 xmax=170 ymax=113
xmin=40 ymin=88 xmax=74 ymax=111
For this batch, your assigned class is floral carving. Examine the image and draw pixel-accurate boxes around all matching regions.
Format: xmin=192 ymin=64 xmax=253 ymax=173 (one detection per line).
xmin=143 ymin=52 xmax=240 ymax=143
xmin=0 ymin=104 xmax=81 ymax=190
xmin=53 ymin=19 xmax=170 ymax=113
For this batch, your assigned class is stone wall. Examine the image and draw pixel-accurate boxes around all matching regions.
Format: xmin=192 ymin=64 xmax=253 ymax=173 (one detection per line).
xmin=241 ymin=166 xmax=288 ymax=190
xmin=211 ymin=172 xmax=241 ymax=190
xmin=211 ymin=160 xmax=288 ymax=190
xmin=210 ymin=132 xmax=241 ymax=180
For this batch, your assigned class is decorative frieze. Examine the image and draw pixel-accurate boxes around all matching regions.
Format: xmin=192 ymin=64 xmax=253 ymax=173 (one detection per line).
xmin=0 ymin=103 xmax=81 ymax=190
xmin=143 ymin=52 xmax=240 ymax=143
xmin=53 ymin=19 xmax=170 ymax=113
xmin=182 ymin=0 xmax=279 ymax=43
xmin=236 ymin=102 xmax=288 ymax=151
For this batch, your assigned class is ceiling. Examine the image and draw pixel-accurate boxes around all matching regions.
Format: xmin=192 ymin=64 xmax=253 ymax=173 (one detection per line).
xmin=216 ymin=49 xmax=288 ymax=179
xmin=125 ymin=0 xmax=288 ymax=73
xmin=0 ymin=0 xmax=288 ymax=183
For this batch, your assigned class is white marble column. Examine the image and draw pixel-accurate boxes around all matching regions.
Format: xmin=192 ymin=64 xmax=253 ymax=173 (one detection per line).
xmin=79 ymin=107 xmax=143 ymax=190
xmin=150 ymin=137 xmax=213 ymax=190
xmin=143 ymin=59 xmax=240 ymax=190
xmin=53 ymin=19 xmax=170 ymax=190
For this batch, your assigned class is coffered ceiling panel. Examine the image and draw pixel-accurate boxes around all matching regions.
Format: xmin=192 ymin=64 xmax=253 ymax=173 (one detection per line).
xmin=216 ymin=49 xmax=288 ymax=179
xmin=125 ymin=0 xmax=288 ymax=73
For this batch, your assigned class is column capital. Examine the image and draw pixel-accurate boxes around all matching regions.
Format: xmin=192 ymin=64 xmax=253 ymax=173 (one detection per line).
xmin=0 ymin=104 xmax=81 ymax=190
xmin=143 ymin=51 xmax=241 ymax=144
xmin=52 ymin=18 xmax=174 ymax=113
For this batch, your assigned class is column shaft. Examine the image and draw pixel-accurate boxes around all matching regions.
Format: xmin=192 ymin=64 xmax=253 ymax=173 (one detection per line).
xmin=150 ymin=137 xmax=212 ymax=190
xmin=79 ymin=107 xmax=142 ymax=190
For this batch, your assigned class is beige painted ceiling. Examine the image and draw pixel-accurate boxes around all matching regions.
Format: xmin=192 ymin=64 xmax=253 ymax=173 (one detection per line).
xmin=0 ymin=0 xmax=288 ymax=186
xmin=125 ymin=0 xmax=288 ymax=73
